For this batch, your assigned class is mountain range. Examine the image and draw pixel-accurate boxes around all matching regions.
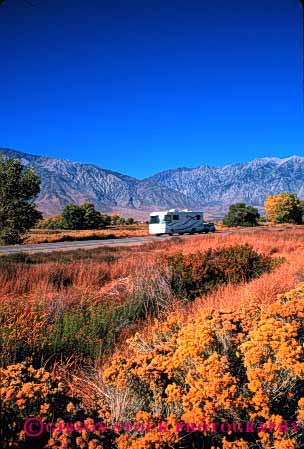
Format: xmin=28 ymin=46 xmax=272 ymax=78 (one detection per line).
xmin=1 ymin=148 xmax=304 ymax=220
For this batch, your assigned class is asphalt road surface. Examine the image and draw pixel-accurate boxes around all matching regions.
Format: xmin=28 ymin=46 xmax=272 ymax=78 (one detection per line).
xmin=0 ymin=226 xmax=296 ymax=255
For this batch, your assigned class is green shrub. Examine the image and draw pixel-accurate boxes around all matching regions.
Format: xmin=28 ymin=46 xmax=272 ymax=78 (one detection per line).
xmin=45 ymin=304 xmax=107 ymax=360
xmin=223 ymin=203 xmax=260 ymax=227
xmin=36 ymin=215 xmax=66 ymax=229
xmin=167 ymin=244 xmax=278 ymax=300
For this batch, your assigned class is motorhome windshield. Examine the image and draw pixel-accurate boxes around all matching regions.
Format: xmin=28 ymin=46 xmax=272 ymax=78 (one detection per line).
xmin=150 ymin=215 xmax=160 ymax=224
xmin=150 ymin=214 xmax=173 ymax=224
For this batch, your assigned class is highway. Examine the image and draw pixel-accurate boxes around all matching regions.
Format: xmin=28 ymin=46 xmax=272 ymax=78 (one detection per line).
xmin=0 ymin=226 xmax=294 ymax=255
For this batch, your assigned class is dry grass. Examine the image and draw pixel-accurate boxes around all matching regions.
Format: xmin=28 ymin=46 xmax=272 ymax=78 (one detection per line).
xmin=194 ymin=252 xmax=304 ymax=312
xmin=3 ymin=227 xmax=304 ymax=449
xmin=1 ymin=227 xmax=304 ymax=369
xmin=146 ymin=226 xmax=304 ymax=256
xmin=2 ymin=227 xmax=304 ymax=304
xmin=25 ymin=224 xmax=148 ymax=244
xmin=2 ymin=227 xmax=304 ymax=444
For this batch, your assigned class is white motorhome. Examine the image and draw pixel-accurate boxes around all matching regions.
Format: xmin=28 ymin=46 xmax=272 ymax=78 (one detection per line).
xmin=149 ymin=209 xmax=210 ymax=235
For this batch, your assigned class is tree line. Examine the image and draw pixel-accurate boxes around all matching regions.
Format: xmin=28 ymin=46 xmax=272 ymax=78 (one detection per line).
xmin=37 ymin=204 xmax=136 ymax=230
xmin=223 ymin=193 xmax=304 ymax=227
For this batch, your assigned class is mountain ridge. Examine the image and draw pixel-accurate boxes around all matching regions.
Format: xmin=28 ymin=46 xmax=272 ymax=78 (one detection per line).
xmin=0 ymin=148 xmax=196 ymax=217
xmin=1 ymin=148 xmax=304 ymax=219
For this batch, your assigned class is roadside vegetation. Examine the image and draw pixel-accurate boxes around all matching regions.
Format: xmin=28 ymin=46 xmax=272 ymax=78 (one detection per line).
xmin=37 ymin=205 xmax=138 ymax=231
xmin=264 ymin=192 xmax=304 ymax=224
xmin=2 ymin=228 xmax=304 ymax=448
xmin=25 ymin=225 xmax=148 ymax=244
xmin=223 ymin=203 xmax=260 ymax=227
xmin=0 ymin=242 xmax=276 ymax=367
xmin=223 ymin=194 xmax=304 ymax=228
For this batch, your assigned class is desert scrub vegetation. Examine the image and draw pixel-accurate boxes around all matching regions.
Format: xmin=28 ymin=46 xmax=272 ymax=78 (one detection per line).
xmin=89 ymin=283 xmax=304 ymax=449
xmin=0 ymin=244 xmax=276 ymax=367
xmin=2 ymin=229 xmax=304 ymax=448
xmin=25 ymin=225 xmax=148 ymax=244
xmin=166 ymin=244 xmax=277 ymax=299
xmin=0 ymin=362 xmax=77 ymax=448
xmin=19 ymin=282 xmax=304 ymax=449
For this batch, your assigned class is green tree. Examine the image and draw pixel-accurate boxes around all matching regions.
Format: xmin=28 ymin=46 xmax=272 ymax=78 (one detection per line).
xmin=61 ymin=204 xmax=85 ymax=230
xmin=81 ymin=202 xmax=104 ymax=229
xmin=0 ymin=156 xmax=42 ymax=244
xmin=111 ymin=214 xmax=120 ymax=225
xmin=223 ymin=203 xmax=260 ymax=227
xmin=61 ymin=203 xmax=108 ymax=230
xmin=100 ymin=214 xmax=111 ymax=227
xmin=36 ymin=215 xmax=66 ymax=229
xmin=264 ymin=192 xmax=303 ymax=224
xmin=301 ymin=200 xmax=304 ymax=219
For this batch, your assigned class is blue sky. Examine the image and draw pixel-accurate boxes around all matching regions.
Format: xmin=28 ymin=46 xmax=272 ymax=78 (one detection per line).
xmin=0 ymin=0 xmax=303 ymax=178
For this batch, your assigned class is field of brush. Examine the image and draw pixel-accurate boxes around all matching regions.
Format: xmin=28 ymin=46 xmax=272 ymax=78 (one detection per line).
xmin=25 ymin=224 xmax=148 ymax=244
xmin=2 ymin=228 xmax=304 ymax=449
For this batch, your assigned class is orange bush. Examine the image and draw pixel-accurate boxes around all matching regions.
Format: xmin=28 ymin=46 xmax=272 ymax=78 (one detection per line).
xmin=0 ymin=362 xmax=76 ymax=448
xmin=94 ymin=284 xmax=304 ymax=449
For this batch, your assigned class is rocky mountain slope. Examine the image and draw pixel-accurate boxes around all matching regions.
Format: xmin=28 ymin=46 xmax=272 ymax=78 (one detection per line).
xmin=0 ymin=148 xmax=195 ymax=216
xmin=1 ymin=148 xmax=304 ymax=218
xmin=148 ymin=156 xmax=304 ymax=211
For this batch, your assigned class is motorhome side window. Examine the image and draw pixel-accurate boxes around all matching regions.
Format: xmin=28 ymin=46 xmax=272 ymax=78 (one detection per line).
xmin=165 ymin=215 xmax=172 ymax=222
xmin=150 ymin=215 xmax=160 ymax=224
xmin=173 ymin=215 xmax=179 ymax=220
xmin=196 ymin=215 xmax=201 ymax=220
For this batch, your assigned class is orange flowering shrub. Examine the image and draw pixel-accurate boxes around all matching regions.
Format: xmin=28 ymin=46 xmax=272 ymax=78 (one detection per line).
xmin=0 ymin=362 xmax=76 ymax=448
xmin=240 ymin=285 xmax=304 ymax=449
xmin=93 ymin=284 xmax=304 ymax=449
xmin=14 ymin=282 xmax=304 ymax=449
xmin=46 ymin=417 xmax=116 ymax=449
